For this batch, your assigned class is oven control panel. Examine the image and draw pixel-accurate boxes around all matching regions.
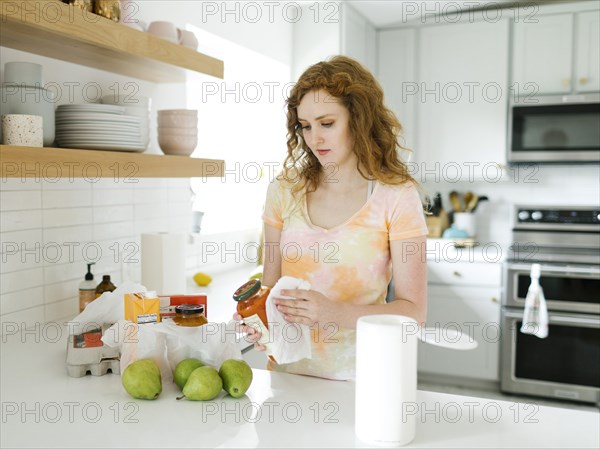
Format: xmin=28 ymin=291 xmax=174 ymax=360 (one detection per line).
xmin=516 ymin=208 xmax=600 ymax=225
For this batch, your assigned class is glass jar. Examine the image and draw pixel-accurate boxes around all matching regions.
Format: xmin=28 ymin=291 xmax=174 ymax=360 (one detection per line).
xmin=173 ymin=304 xmax=208 ymax=327
xmin=234 ymin=279 xmax=271 ymax=330
xmin=95 ymin=275 xmax=116 ymax=298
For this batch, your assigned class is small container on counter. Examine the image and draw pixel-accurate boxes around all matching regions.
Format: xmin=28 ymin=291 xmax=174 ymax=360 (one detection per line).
xmin=172 ymin=304 xmax=208 ymax=327
xmin=78 ymin=263 xmax=96 ymax=312
xmin=233 ymin=279 xmax=273 ymax=350
xmin=95 ymin=274 xmax=116 ymax=298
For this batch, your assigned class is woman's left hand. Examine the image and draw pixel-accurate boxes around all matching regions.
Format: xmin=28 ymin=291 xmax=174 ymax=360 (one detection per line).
xmin=273 ymin=289 xmax=346 ymax=328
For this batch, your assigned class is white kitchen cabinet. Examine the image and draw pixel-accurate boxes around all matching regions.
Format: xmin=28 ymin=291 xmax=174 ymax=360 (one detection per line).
xmin=416 ymin=19 xmax=509 ymax=180
xmin=418 ymin=262 xmax=502 ymax=382
xmin=377 ymin=29 xmax=417 ymax=154
xmin=513 ymin=9 xmax=600 ymax=95
xmin=575 ymin=11 xmax=600 ymax=93
xmin=512 ymin=14 xmax=574 ymax=95
xmin=292 ymin=2 xmax=375 ymax=80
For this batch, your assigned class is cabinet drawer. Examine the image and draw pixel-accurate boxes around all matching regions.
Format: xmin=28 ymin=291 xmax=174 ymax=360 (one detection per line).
xmin=428 ymin=261 xmax=502 ymax=287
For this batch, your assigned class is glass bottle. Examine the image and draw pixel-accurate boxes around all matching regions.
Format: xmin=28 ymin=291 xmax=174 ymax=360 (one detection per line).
xmin=95 ymin=275 xmax=116 ymax=298
xmin=234 ymin=279 xmax=276 ymax=362
xmin=172 ymin=304 xmax=208 ymax=327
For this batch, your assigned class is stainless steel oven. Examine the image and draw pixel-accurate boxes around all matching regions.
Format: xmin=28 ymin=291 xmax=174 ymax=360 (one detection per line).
xmin=501 ymin=206 xmax=600 ymax=404
xmin=508 ymin=93 xmax=600 ymax=163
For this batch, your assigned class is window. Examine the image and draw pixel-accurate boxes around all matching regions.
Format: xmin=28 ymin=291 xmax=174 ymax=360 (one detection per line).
xmin=187 ymin=26 xmax=291 ymax=235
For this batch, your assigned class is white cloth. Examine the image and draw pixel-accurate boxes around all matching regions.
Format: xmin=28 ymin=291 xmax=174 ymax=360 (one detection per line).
xmin=265 ymin=276 xmax=312 ymax=364
xmin=520 ymin=264 xmax=549 ymax=339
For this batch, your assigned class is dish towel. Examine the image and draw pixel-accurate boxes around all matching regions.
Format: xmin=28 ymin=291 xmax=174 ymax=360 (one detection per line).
xmin=264 ymin=276 xmax=312 ymax=364
xmin=520 ymin=263 xmax=549 ymax=338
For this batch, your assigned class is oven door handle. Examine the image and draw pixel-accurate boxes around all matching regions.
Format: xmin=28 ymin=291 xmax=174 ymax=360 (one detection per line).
xmin=506 ymin=263 xmax=600 ymax=277
xmin=504 ymin=310 xmax=600 ymax=327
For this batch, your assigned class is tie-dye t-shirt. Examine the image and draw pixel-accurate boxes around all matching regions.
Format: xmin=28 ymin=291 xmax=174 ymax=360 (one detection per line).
xmin=261 ymin=177 xmax=428 ymax=380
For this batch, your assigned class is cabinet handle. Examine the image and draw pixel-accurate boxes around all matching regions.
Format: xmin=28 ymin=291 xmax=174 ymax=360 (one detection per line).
xmin=452 ymin=271 xmax=462 ymax=277
xmin=562 ymin=78 xmax=571 ymax=87
xmin=579 ymin=78 xmax=588 ymax=85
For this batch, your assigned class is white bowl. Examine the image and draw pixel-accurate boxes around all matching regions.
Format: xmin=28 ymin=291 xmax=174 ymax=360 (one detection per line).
xmin=157 ymin=115 xmax=197 ymax=128
xmin=158 ymin=126 xmax=197 ymax=136
xmin=158 ymin=134 xmax=197 ymax=156
xmin=101 ymin=94 xmax=150 ymax=108
xmin=157 ymin=109 xmax=197 ymax=116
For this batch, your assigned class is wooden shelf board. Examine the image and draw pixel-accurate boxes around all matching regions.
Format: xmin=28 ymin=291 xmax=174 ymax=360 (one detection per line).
xmin=0 ymin=145 xmax=224 ymax=178
xmin=0 ymin=0 xmax=224 ymax=82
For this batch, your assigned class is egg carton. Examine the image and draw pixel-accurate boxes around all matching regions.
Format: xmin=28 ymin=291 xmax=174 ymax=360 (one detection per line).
xmin=66 ymin=324 xmax=121 ymax=378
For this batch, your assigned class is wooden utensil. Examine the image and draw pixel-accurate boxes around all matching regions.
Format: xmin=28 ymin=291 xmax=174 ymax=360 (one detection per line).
xmin=464 ymin=192 xmax=474 ymax=211
xmin=449 ymin=191 xmax=462 ymax=212
xmin=465 ymin=193 xmax=478 ymax=212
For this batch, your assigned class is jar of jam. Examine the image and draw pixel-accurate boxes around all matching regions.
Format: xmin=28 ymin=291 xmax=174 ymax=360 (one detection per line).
xmin=173 ymin=304 xmax=208 ymax=327
xmin=234 ymin=279 xmax=271 ymax=338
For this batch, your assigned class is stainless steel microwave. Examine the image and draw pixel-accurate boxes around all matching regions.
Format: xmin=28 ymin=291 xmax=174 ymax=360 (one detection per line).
xmin=508 ymin=93 xmax=600 ymax=163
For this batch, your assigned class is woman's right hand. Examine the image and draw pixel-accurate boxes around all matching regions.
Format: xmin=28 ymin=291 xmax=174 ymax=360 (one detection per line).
xmin=233 ymin=312 xmax=267 ymax=352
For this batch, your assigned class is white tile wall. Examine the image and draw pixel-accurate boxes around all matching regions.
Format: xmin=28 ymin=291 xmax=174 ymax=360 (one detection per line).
xmin=0 ymin=179 xmax=196 ymax=329
xmin=1 ymin=177 xmax=261 ymax=332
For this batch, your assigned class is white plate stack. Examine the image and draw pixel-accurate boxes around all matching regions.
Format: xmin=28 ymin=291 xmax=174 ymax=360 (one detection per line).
xmin=101 ymin=94 xmax=150 ymax=147
xmin=55 ymin=103 xmax=147 ymax=152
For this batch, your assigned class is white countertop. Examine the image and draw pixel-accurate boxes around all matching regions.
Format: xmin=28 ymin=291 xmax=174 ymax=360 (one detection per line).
xmin=426 ymin=239 xmax=507 ymax=263
xmin=1 ymin=323 xmax=598 ymax=448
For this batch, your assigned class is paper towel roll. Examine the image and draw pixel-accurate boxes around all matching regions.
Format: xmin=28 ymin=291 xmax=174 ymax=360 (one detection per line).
xmin=141 ymin=233 xmax=186 ymax=295
xmin=355 ymin=315 xmax=419 ymax=447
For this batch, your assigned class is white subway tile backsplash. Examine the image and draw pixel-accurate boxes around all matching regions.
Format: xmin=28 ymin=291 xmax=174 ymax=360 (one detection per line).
xmin=0 ymin=210 xmax=42 ymax=232
xmin=44 ymin=261 xmax=86 ymax=286
xmin=92 ymin=188 xmax=134 ymax=206
xmin=0 ymin=230 xmax=43 ymax=254
xmin=43 ymin=207 xmax=93 ymax=228
xmin=0 ymin=306 xmax=45 ymax=333
xmin=42 ymin=190 xmax=93 ymax=209
xmin=135 ymin=178 xmax=168 ymax=189
xmin=41 ymin=178 xmax=93 ymax=190
xmin=0 ymin=178 xmax=42 ymax=191
xmin=0 ymin=190 xmax=42 ymax=211
xmin=0 ymin=268 xmax=44 ymax=295
xmin=0 ymin=250 xmax=42 ymax=274
xmin=45 ymin=278 xmax=81 ymax=304
xmin=168 ymin=201 xmax=191 ymax=216
xmin=42 ymin=225 xmax=93 ymax=249
xmin=93 ymin=178 xmax=136 ymax=190
xmin=133 ymin=188 xmax=168 ymax=204
xmin=92 ymin=205 xmax=133 ymax=224
xmin=168 ymin=179 xmax=192 ymax=189
xmin=1 ymin=287 xmax=44 ymax=316
xmin=134 ymin=203 xmax=169 ymax=220
xmin=44 ymin=297 xmax=78 ymax=323
xmin=134 ymin=218 xmax=169 ymax=234
xmin=93 ymin=221 xmax=135 ymax=241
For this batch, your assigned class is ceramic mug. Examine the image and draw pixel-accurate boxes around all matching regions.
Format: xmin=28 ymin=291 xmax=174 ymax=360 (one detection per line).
xmin=453 ymin=212 xmax=476 ymax=237
xmin=177 ymin=29 xmax=198 ymax=50
xmin=2 ymin=114 xmax=43 ymax=147
xmin=3 ymin=62 xmax=43 ymax=87
xmin=147 ymin=21 xmax=178 ymax=43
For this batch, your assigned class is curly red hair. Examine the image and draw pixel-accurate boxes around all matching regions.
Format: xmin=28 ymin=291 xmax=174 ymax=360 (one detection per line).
xmin=282 ymin=55 xmax=416 ymax=197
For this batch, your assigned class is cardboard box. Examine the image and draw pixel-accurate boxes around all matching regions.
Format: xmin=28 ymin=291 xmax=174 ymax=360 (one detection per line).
xmin=124 ymin=292 xmax=161 ymax=324
xmin=159 ymin=294 xmax=208 ymax=321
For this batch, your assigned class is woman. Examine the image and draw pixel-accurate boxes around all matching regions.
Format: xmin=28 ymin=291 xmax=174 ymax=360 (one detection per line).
xmin=238 ymin=55 xmax=428 ymax=380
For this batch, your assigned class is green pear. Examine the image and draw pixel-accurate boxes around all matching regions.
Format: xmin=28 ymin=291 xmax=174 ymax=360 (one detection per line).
xmin=219 ymin=359 xmax=253 ymax=398
xmin=174 ymin=358 xmax=204 ymax=390
xmin=122 ymin=359 xmax=162 ymax=400
xmin=178 ymin=366 xmax=222 ymax=401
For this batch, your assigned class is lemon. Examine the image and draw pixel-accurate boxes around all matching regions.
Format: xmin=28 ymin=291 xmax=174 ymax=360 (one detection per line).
xmin=249 ymin=265 xmax=263 ymax=282
xmin=193 ymin=272 xmax=212 ymax=286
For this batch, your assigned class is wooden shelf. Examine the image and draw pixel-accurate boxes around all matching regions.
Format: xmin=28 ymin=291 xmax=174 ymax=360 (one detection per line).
xmin=0 ymin=145 xmax=224 ymax=178
xmin=0 ymin=0 xmax=224 ymax=82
